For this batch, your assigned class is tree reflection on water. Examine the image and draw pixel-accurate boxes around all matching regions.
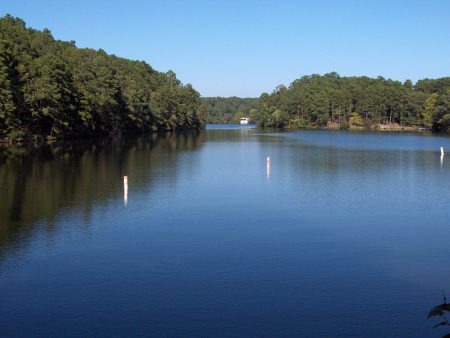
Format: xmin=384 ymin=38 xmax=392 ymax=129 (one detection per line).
xmin=0 ymin=131 xmax=204 ymax=262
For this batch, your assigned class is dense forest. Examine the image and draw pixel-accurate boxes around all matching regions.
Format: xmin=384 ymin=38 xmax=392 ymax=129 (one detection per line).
xmin=0 ymin=15 xmax=205 ymax=142
xmin=257 ymin=73 xmax=450 ymax=132
xmin=202 ymin=97 xmax=258 ymax=123
xmin=1 ymin=16 xmax=449 ymax=140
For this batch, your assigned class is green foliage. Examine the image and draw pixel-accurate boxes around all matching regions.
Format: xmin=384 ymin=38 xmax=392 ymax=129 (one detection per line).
xmin=255 ymin=73 xmax=450 ymax=132
xmin=339 ymin=120 xmax=350 ymax=130
xmin=0 ymin=15 xmax=205 ymax=141
xmin=350 ymin=112 xmax=363 ymax=127
xmin=432 ymin=90 xmax=450 ymax=132
xmin=287 ymin=116 xmax=310 ymax=129
xmin=202 ymin=97 xmax=258 ymax=124
xmin=6 ymin=129 xmax=25 ymax=140
xmin=423 ymin=93 xmax=438 ymax=128
xmin=2 ymin=16 xmax=448 ymax=137
xmin=428 ymin=292 xmax=450 ymax=337
xmin=268 ymin=109 xmax=289 ymax=127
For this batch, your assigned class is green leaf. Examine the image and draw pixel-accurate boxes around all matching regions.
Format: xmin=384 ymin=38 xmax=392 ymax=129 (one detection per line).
xmin=428 ymin=303 xmax=450 ymax=319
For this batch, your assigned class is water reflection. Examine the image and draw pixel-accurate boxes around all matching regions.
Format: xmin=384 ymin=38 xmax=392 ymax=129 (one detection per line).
xmin=1 ymin=127 xmax=450 ymax=337
xmin=0 ymin=131 xmax=204 ymax=261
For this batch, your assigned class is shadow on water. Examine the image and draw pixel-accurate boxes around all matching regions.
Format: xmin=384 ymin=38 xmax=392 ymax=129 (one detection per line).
xmin=0 ymin=131 xmax=205 ymax=262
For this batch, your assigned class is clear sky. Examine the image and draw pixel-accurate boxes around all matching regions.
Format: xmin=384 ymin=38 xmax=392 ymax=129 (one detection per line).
xmin=1 ymin=0 xmax=449 ymax=97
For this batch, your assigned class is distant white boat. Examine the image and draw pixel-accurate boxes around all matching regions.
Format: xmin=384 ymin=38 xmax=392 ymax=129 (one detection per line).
xmin=240 ymin=117 xmax=250 ymax=125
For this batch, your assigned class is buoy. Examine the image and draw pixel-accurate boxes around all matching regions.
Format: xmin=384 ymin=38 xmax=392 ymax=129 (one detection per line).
xmin=266 ymin=157 xmax=270 ymax=181
xmin=441 ymin=147 xmax=445 ymax=156
xmin=266 ymin=156 xmax=270 ymax=164
xmin=124 ymin=176 xmax=128 ymax=206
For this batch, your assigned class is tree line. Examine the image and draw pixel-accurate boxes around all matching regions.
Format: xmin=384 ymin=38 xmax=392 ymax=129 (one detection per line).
xmin=257 ymin=72 xmax=450 ymax=132
xmin=1 ymin=16 xmax=449 ymax=139
xmin=202 ymin=97 xmax=258 ymax=124
xmin=0 ymin=15 xmax=205 ymax=142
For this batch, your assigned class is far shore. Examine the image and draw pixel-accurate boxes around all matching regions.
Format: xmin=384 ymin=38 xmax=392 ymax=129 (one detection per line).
xmin=1 ymin=123 xmax=436 ymax=145
xmin=326 ymin=121 xmax=429 ymax=132
xmin=207 ymin=122 xmax=433 ymax=133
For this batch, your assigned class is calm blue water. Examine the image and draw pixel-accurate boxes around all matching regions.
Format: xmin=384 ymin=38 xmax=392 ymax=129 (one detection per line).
xmin=1 ymin=126 xmax=450 ymax=337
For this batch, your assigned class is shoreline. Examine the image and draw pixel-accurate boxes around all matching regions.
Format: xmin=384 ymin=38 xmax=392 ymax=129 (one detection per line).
xmin=0 ymin=127 xmax=206 ymax=145
xmin=0 ymin=123 xmax=437 ymax=145
xmin=207 ymin=122 xmax=434 ymax=133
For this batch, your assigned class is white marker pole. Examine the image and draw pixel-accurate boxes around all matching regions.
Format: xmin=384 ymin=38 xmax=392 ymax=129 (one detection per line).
xmin=124 ymin=176 xmax=128 ymax=206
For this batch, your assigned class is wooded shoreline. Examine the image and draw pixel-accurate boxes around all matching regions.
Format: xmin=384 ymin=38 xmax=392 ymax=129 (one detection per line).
xmin=0 ymin=15 xmax=206 ymax=143
xmin=1 ymin=15 xmax=449 ymax=143
xmin=203 ymin=74 xmax=450 ymax=133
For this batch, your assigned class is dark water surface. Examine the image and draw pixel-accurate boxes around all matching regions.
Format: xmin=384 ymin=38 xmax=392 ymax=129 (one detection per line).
xmin=1 ymin=126 xmax=450 ymax=337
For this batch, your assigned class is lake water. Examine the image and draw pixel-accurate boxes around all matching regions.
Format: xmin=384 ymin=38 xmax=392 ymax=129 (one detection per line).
xmin=1 ymin=125 xmax=450 ymax=337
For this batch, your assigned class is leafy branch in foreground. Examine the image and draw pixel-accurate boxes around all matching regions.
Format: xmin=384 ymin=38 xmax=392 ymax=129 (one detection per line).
xmin=428 ymin=291 xmax=450 ymax=338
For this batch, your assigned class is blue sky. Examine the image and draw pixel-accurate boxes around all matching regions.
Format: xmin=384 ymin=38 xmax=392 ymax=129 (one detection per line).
xmin=1 ymin=0 xmax=449 ymax=97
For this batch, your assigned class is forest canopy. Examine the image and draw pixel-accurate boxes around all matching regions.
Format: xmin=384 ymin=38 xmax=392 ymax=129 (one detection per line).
xmin=0 ymin=15 xmax=206 ymax=142
xmin=257 ymin=72 xmax=450 ymax=132
xmin=1 ymin=15 xmax=449 ymax=139
xmin=202 ymin=97 xmax=258 ymax=124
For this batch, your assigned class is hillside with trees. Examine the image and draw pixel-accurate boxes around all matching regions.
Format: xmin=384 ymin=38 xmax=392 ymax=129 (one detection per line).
xmin=202 ymin=97 xmax=258 ymax=124
xmin=0 ymin=15 xmax=205 ymax=142
xmin=2 ymin=16 xmax=449 ymax=139
xmin=257 ymin=73 xmax=450 ymax=132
